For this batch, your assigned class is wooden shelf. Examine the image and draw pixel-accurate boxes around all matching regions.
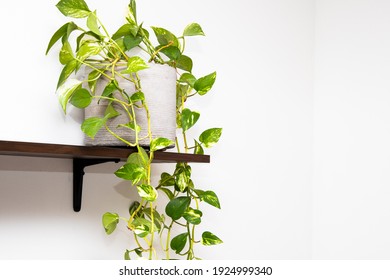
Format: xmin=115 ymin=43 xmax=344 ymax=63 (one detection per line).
xmin=0 ymin=140 xmax=210 ymax=163
xmin=0 ymin=140 xmax=210 ymax=212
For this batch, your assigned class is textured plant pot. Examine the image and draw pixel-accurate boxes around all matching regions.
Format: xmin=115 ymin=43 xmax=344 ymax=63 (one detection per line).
xmin=84 ymin=63 xmax=176 ymax=147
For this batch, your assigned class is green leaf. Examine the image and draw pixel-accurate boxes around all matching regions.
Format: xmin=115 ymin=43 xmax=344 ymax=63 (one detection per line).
xmin=159 ymin=46 xmax=181 ymax=61
xmin=198 ymin=190 xmax=221 ymax=209
xmin=118 ymin=121 xmax=141 ymax=133
xmin=165 ymin=196 xmax=191 ymax=220
xmin=112 ymin=23 xmax=138 ymax=40
xmin=194 ymin=189 xmax=204 ymax=197
xmin=102 ymin=212 xmax=119 ymax=235
xmin=159 ymin=187 xmax=174 ymax=200
xmin=137 ymin=184 xmax=158 ymax=202
xmin=138 ymin=146 xmax=150 ymax=166
xmin=87 ymin=69 xmax=102 ymax=93
xmin=176 ymin=84 xmax=189 ymax=110
xmin=46 ymin=22 xmax=77 ymax=55
xmin=76 ymin=31 xmax=100 ymax=51
xmin=150 ymin=137 xmax=174 ymax=152
xmin=131 ymin=218 xmax=152 ymax=237
xmin=101 ymin=80 xmax=119 ymax=98
xmin=176 ymin=55 xmax=193 ymax=72
xmin=151 ymin=26 xmax=179 ymax=47
xmin=183 ymin=208 xmax=202 ymax=225
xmin=179 ymin=73 xmax=197 ymax=87
xmin=199 ymin=128 xmax=222 ymax=148
xmin=127 ymin=153 xmax=145 ymax=170
xmin=159 ymin=172 xmax=175 ymax=187
xmin=114 ymin=163 xmax=147 ymax=184
xmin=134 ymin=248 xmax=143 ymax=258
xmin=104 ymin=104 xmax=120 ymax=119
xmin=183 ymin=23 xmax=205 ymax=37
xmin=124 ymin=34 xmax=143 ymax=51
xmin=56 ymin=0 xmax=91 ymax=18
xmin=57 ymin=78 xmax=83 ymax=113
xmin=57 ymin=59 xmax=77 ymax=89
xmin=129 ymin=201 xmax=141 ymax=217
xmin=130 ymin=91 xmax=145 ymax=103
xmin=59 ymin=41 xmax=74 ymax=65
xmin=170 ymin=233 xmax=188 ymax=254
xmin=202 ymin=231 xmax=223 ymax=246
xmin=140 ymin=27 xmax=150 ymax=39
xmin=121 ymin=56 xmax=149 ymax=74
xmin=143 ymin=208 xmax=163 ymax=232
xmin=194 ymin=140 xmax=204 ymax=155
xmin=81 ymin=117 xmax=107 ymax=139
xmin=176 ymin=171 xmax=189 ymax=192
xmin=63 ymin=21 xmax=80 ymax=44
xmin=175 ymin=162 xmax=192 ymax=178
xmin=77 ymin=43 xmax=101 ymax=61
xmin=181 ymin=108 xmax=200 ymax=132
xmin=124 ymin=250 xmax=131 ymax=260
xmin=87 ymin=11 xmax=103 ymax=36
xmin=194 ymin=72 xmax=217 ymax=95
xmin=128 ymin=0 xmax=137 ymax=24
xmin=70 ymin=88 xmax=92 ymax=108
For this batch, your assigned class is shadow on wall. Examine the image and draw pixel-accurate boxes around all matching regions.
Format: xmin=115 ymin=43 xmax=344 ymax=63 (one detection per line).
xmin=0 ymin=155 xmax=135 ymax=217
xmin=0 ymin=155 xmax=122 ymax=173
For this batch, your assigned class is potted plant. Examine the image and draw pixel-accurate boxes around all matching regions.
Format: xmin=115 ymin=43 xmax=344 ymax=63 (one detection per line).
xmin=47 ymin=0 xmax=223 ymax=260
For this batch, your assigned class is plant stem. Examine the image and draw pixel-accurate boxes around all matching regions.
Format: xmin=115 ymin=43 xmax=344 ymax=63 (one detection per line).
xmin=149 ymin=202 xmax=155 ymax=260
xmin=76 ymin=57 xmax=112 ymax=80
xmin=182 ymin=131 xmax=189 ymax=153
xmin=165 ymin=220 xmax=174 ymax=260
xmin=175 ymin=137 xmax=181 ymax=153
xmin=93 ymin=13 xmax=129 ymax=60
xmin=186 ymin=222 xmax=192 ymax=260
xmin=104 ymin=124 xmax=135 ymax=146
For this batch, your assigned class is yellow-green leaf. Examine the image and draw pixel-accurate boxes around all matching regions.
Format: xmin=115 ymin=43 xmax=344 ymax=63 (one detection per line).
xmin=102 ymin=212 xmax=119 ymax=235
xmin=57 ymin=59 xmax=77 ymax=89
xmin=114 ymin=163 xmax=147 ymax=184
xmin=57 ymin=78 xmax=83 ymax=113
xmin=77 ymin=43 xmax=101 ymax=61
xmin=150 ymin=137 xmax=174 ymax=152
xmin=151 ymin=26 xmax=179 ymax=47
xmin=137 ymin=184 xmax=158 ymax=202
xmin=201 ymin=231 xmax=223 ymax=246
xmin=198 ymin=190 xmax=221 ymax=209
xmin=181 ymin=108 xmax=200 ymax=132
xmin=183 ymin=208 xmax=202 ymax=225
xmin=183 ymin=23 xmax=205 ymax=37
xmin=121 ymin=56 xmax=149 ymax=74
xmin=194 ymin=71 xmax=217 ymax=95
xmin=87 ymin=11 xmax=103 ymax=36
xmin=56 ymin=0 xmax=91 ymax=18
xmin=199 ymin=128 xmax=222 ymax=148
xmin=70 ymin=88 xmax=92 ymax=108
xmin=46 ymin=22 xmax=77 ymax=55
xmin=176 ymin=55 xmax=193 ymax=72
xmin=59 ymin=41 xmax=74 ymax=65
xmin=81 ymin=117 xmax=107 ymax=139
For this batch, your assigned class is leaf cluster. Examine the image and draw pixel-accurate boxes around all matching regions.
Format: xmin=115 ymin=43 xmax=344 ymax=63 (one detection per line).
xmin=47 ymin=0 xmax=223 ymax=260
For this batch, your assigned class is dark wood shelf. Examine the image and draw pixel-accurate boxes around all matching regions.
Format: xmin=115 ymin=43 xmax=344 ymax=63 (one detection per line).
xmin=0 ymin=140 xmax=210 ymax=212
xmin=0 ymin=140 xmax=210 ymax=163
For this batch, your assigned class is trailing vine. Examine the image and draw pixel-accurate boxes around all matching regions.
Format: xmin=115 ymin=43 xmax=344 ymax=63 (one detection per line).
xmin=47 ymin=0 xmax=222 ymax=260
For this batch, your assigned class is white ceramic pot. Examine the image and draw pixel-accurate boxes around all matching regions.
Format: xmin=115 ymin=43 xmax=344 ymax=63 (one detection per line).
xmin=84 ymin=63 xmax=176 ymax=148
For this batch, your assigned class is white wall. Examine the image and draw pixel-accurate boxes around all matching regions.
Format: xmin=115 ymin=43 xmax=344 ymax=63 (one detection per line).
xmin=11 ymin=0 xmax=390 ymax=260
xmin=312 ymin=0 xmax=390 ymax=259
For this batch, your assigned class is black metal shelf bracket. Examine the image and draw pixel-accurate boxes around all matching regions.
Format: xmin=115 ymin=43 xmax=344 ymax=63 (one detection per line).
xmin=73 ymin=158 xmax=120 ymax=212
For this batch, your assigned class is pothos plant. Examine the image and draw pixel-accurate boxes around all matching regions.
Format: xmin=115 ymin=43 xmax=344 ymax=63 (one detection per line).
xmin=46 ymin=0 xmax=222 ymax=260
